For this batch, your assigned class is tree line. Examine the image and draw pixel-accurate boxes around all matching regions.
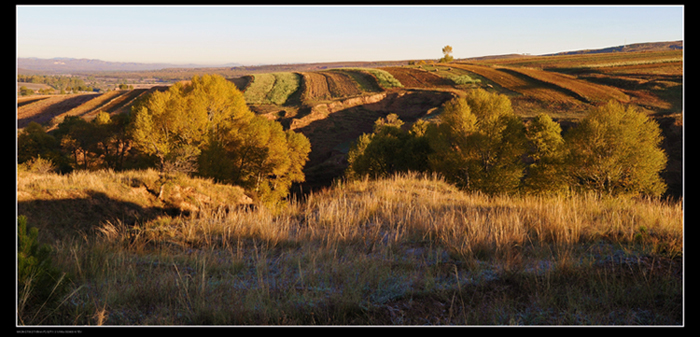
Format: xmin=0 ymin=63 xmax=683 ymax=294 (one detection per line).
xmin=17 ymin=74 xmax=669 ymax=204
xmin=17 ymin=74 xmax=311 ymax=206
xmin=17 ymin=74 xmax=95 ymax=94
xmin=346 ymin=89 xmax=668 ymax=198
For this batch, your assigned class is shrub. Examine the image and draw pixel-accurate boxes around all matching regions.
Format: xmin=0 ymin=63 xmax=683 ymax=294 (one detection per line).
xmin=451 ymin=75 xmax=481 ymax=85
xmin=428 ymin=90 xmax=528 ymax=194
xmin=18 ymin=156 xmax=57 ymax=174
xmin=564 ymin=101 xmax=668 ymax=197
xmin=17 ymin=216 xmax=67 ymax=322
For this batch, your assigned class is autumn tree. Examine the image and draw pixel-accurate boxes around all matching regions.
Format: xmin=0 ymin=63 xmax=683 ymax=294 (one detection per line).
xmin=130 ymin=74 xmax=310 ymax=204
xmin=440 ymin=45 xmax=454 ymax=63
xmin=90 ymin=112 xmax=133 ymax=171
xmin=428 ymin=90 xmax=528 ymax=194
xmin=346 ymin=114 xmax=432 ymax=180
xmin=564 ymin=101 xmax=667 ymax=197
xmin=522 ymin=113 xmax=569 ymax=194
xmin=17 ymin=122 xmax=63 ymax=170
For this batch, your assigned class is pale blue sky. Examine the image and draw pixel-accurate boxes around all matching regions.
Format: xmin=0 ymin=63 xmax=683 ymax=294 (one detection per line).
xmin=16 ymin=5 xmax=684 ymax=66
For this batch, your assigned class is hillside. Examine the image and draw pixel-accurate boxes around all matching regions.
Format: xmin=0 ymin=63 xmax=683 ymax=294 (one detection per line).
xmin=15 ymin=41 xmax=685 ymax=326
xmin=16 ymin=169 xmax=683 ymax=325
xmin=16 ymin=42 xmax=683 ymax=195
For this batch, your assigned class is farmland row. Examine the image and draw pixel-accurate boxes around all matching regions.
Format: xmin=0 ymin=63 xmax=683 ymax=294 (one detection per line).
xmin=449 ymin=63 xmax=586 ymax=107
xmin=60 ymin=90 xmax=128 ymax=119
xmin=17 ymin=93 xmax=101 ymax=129
xmin=470 ymin=50 xmax=683 ymax=71
xmin=243 ymin=72 xmax=301 ymax=105
xmin=498 ymin=66 xmax=630 ymax=104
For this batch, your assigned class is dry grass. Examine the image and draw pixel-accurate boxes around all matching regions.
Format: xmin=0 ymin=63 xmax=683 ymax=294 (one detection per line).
xmin=16 ymin=170 xmax=683 ymax=325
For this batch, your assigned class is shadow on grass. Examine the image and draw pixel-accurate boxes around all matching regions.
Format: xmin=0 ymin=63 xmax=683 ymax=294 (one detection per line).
xmin=17 ymin=190 xmax=183 ymax=240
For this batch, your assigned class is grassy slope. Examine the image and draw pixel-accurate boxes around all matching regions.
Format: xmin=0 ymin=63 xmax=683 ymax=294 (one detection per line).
xmin=16 ymin=170 xmax=683 ymax=325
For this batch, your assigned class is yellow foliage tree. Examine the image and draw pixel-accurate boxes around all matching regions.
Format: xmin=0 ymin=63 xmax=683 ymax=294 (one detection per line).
xmin=564 ymin=101 xmax=667 ymax=197
xmin=130 ymin=74 xmax=310 ymax=204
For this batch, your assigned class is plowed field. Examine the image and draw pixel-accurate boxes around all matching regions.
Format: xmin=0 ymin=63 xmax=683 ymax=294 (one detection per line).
xmin=300 ymin=72 xmax=332 ymax=102
xmin=60 ymin=90 xmax=127 ymax=119
xmin=17 ymin=93 xmax=101 ymax=129
xmin=381 ymin=67 xmax=453 ymax=88
xmin=503 ymin=66 xmax=630 ymax=104
xmin=450 ymin=64 xmax=585 ymax=107
xmin=323 ymin=71 xmax=363 ymax=98
xmin=98 ymin=89 xmax=149 ymax=115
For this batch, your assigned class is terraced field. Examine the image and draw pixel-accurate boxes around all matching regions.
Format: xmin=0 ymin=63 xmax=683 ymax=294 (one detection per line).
xmin=505 ymin=66 xmax=630 ymax=103
xmin=450 ymin=63 xmax=587 ymax=109
xmin=17 ymin=87 xmax=166 ymax=130
xmin=243 ymin=72 xmax=301 ymax=105
xmin=380 ymin=66 xmax=453 ymax=88
xmin=17 ymin=93 xmax=101 ymax=129
xmin=16 ymin=49 xmax=682 ymax=193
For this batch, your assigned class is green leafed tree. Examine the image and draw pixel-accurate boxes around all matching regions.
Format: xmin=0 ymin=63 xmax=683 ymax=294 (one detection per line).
xmin=346 ymin=114 xmax=432 ymax=180
xmin=564 ymin=101 xmax=668 ymax=197
xmin=199 ymin=114 xmax=310 ymax=205
xmin=428 ymin=90 xmax=528 ymax=194
xmin=130 ymin=73 xmax=310 ymax=204
xmin=522 ymin=113 xmax=569 ymax=194
xmin=17 ymin=122 xmax=60 ymax=166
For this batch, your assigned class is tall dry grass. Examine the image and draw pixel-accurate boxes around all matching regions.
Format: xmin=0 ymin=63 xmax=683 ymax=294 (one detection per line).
xmin=18 ymin=170 xmax=683 ymax=325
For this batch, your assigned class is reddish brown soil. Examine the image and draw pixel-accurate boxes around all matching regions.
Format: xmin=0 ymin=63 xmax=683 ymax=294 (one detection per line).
xmin=301 ymin=72 xmax=333 ymax=102
xmin=322 ymin=71 xmax=363 ymax=98
xmin=381 ymin=67 xmax=454 ymax=88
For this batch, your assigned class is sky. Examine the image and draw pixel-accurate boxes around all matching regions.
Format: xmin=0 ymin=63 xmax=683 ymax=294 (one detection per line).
xmin=16 ymin=5 xmax=684 ymax=66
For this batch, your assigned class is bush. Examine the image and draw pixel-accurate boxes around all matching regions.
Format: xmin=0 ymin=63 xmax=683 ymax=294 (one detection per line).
xmin=17 ymin=216 xmax=67 ymax=323
xmin=451 ymin=75 xmax=481 ymax=85
xmin=18 ymin=156 xmax=57 ymax=174
xmin=564 ymin=101 xmax=668 ymax=197
xmin=428 ymin=90 xmax=528 ymax=194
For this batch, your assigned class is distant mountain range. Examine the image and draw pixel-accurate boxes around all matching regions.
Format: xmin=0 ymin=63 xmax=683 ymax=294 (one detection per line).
xmin=17 ymin=57 xmax=242 ymax=73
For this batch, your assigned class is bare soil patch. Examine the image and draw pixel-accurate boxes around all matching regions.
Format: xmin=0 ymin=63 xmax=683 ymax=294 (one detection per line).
xmin=300 ymin=72 xmax=333 ymax=102
xmin=322 ymin=71 xmax=363 ymax=98
xmin=381 ymin=67 xmax=453 ymax=88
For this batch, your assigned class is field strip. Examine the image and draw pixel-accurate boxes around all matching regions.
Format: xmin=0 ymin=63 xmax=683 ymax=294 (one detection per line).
xmin=263 ymin=72 xmax=301 ymax=105
xmin=321 ymin=71 xmax=363 ymax=98
xmin=300 ymin=72 xmax=332 ymax=102
xmin=244 ymin=73 xmax=276 ymax=104
xmin=450 ymin=64 xmax=588 ymax=105
xmin=61 ymin=90 xmax=128 ymax=118
xmin=502 ymin=66 xmax=629 ymax=103
xmin=17 ymin=93 xmax=101 ymax=129
xmin=381 ymin=67 xmax=453 ymax=88
xmin=338 ymin=67 xmax=403 ymax=89
xmin=334 ymin=69 xmax=383 ymax=92
xmin=99 ymin=89 xmax=149 ymax=114
xmin=17 ymin=95 xmax=52 ymax=107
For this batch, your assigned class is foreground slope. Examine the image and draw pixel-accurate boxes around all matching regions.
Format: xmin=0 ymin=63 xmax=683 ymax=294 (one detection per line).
xmin=16 ymin=170 xmax=683 ymax=325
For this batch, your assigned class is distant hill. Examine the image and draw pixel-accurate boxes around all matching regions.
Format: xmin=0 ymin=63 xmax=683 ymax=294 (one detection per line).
xmin=545 ymin=40 xmax=682 ymax=56
xmin=459 ymin=41 xmax=683 ymax=61
xmin=17 ymin=57 xmax=242 ymax=73
xmin=17 ymin=40 xmax=682 ymax=74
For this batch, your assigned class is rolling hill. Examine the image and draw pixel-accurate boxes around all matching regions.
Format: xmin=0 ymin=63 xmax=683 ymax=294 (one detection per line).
xmin=16 ymin=41 xmax=683 ymax=195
